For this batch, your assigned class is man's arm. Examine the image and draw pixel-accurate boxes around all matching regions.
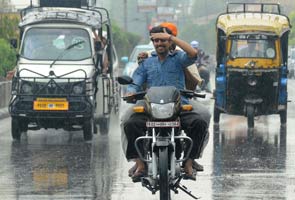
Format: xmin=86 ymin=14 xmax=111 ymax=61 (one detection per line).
xmin=169 ymin=36 xmax=198 ymax=58
xmin=126 ymin=63 xmax=146 ymax=94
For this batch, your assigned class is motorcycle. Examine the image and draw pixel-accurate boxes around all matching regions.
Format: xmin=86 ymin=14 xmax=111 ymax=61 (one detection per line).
xmin=117 ymin=75 xmax=205 ymax=200
xmin=196 ymin=54 xmax=212 ymax=93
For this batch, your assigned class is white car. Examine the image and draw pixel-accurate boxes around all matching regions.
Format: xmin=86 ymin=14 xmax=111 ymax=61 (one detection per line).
xmin=121 ymin=44 xmax=154 ymax=77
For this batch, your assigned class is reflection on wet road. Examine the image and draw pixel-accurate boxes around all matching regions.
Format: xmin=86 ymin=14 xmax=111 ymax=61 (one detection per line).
xmin=0 ymin=116 xmax=122 ymax=200
xmin=212 ymin=115 xmax=290 ymax=199
xmin=0 ymin=80 xmax=295 ymax=199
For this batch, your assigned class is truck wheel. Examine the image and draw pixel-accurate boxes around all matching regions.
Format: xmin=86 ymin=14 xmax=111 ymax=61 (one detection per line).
xmin=213 ymin=106 xmax=220 ymax=123
xmin=83 ymin=119 xmax=93 ymax=141
xmin=11 ymin=117 xmax=22 ymax=140
xmin=99 ymin=117 xmax=110 ymax=135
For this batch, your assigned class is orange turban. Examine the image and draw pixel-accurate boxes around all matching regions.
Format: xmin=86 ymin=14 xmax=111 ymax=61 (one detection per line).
xmin=160 ymin=22 xmax=178 ymax=36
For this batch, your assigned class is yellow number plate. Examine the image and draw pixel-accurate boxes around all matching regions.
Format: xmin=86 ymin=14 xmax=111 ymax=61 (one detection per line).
xmin=33 ymin=98 xmax=69 ymax=111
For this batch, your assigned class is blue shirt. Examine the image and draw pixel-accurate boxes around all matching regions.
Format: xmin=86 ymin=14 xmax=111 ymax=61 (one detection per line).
xmin=127 ymin=50 xmax=196 ymax=104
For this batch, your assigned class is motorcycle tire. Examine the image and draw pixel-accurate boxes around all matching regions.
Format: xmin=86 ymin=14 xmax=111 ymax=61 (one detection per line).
xmin=159 ymin=147 xmax=171 ymax=200
xmin=246 ymin=105 xmax=255 ymax=128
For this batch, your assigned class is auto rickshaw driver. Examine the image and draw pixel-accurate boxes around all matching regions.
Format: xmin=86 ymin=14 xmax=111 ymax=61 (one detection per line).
xmin=239 ymin=39 xmax=264 ymax=57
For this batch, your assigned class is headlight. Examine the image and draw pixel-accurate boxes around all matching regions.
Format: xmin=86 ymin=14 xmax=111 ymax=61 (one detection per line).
xmin=247 ymin=76 xmax=257 ymax=86
xmin=21 ymin=82 xmax=33 ymax=94
xmin=72 ymin=82 xmax=85 ymax=94
xmin=151 ymin=103 xmax=175 ymax=119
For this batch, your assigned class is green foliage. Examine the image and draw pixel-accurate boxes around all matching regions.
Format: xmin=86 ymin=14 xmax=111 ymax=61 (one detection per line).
xmin=0 ymin=14 xmax=19 ymax=77
xmin=0 ymin=39 xmax=17 ymax=77
xmin=111 ymin=21 xmax=141 ymax=58
xmin=0 ymin=14 xmax=19 ymax=40
xmin=289 ymin=11 xmax=295 ymax=46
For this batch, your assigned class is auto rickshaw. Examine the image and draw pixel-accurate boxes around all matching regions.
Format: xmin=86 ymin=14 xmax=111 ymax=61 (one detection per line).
xmin=214 ymin=3 xmax=292 ymax=128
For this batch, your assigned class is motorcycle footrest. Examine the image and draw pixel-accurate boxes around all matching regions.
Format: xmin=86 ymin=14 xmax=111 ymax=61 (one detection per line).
xmin=141 ymin=177 xmax=157 ymax=194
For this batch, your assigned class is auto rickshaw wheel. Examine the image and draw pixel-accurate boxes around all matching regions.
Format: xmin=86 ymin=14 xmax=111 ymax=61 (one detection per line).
xmin=288 ymin=70 xmax=294 ymax=79
xmin=213 ymin=106 xmax=220 ymax=123
xmin=279 ymin=110 xmax=287 ymax=125
xmin=246 ymin=105 xmax=254 ymax=128
xmin=99 ymin=116 xmax=110 ymax=135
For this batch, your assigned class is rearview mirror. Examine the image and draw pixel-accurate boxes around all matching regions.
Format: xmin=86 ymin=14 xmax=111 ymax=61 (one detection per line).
xmin=226 ymin=53 xmax=235 ymax=61
xmin=121 ymin=56 xmax=128 ymax=63
xmin=10 ymin=38 xmax=17 ymax=49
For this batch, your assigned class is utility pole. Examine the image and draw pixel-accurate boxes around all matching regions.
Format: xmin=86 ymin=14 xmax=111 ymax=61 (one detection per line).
xmin=123 ymin=0 xmax=127 ymax=31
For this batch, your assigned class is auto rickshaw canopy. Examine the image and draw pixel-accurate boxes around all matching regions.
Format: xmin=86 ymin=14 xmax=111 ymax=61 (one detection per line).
xmin=217 ymin=13 xmax=291 ymax=36
xmin=216 ymin=3 xmax=291 ymax=37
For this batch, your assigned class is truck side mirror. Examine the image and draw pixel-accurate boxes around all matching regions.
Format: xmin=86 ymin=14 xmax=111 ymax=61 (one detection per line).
xmin=226 ymin=53 xmax=234 ymax=61
xmin=10 ymin=39 xmax=18 ymax=49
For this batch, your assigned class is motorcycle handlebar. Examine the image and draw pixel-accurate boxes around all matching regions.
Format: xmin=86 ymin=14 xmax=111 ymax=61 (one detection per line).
xmin=122 ymin=90 xmax=205 ymax=103
xmin=179 ymin=89 xmax=206 ymax=99
xmin=122 ymin=91 xmax=146 ymax=103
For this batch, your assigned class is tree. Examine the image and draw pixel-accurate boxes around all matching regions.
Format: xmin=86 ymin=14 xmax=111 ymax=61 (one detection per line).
xmin=0 ymin=13 xmax=19 ymax=40
xmin=111 ymin=21 xmax=141 ymax=58
xmin=0 ymin=38 xmax=16 ymax=77
xmin=0 ymin=12 xmax=19 ymax=78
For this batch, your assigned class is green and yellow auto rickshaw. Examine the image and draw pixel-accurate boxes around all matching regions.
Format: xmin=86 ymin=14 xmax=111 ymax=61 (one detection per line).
xmin=214 ymin=3 xmax=292 ymax=128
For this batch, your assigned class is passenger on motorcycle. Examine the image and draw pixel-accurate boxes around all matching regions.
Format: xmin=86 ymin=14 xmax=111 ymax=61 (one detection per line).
xmin=190 ymin=40 xmax=212 ymax=93
xmin=122 ymin=26 xmax=210 ymax=181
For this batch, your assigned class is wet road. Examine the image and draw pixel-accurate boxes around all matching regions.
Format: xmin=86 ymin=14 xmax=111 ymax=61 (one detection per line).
xmin=0 ymin=80 xmax=295 ymax=200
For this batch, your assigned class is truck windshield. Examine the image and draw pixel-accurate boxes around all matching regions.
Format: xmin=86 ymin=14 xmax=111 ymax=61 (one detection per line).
xmin=230 ymin=36 xmax=276 ymax=59
xmin=21 ymin=28 xmax=92 ymax=60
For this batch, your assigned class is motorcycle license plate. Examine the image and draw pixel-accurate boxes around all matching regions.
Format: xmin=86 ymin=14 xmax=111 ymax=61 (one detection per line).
xmin=146 ymin=121 xmax=180 ymax=127
xmin=33 ymin=98 xmax=69 ymax=111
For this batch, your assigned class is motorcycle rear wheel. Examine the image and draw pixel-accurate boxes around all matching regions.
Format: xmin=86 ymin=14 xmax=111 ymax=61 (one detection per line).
xmin=159 ymin=147 xmax=171 ymax=200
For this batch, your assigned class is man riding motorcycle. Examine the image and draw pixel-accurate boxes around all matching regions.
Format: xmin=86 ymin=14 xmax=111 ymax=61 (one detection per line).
xmin=121 ymin=25 xmax=210 ymax=182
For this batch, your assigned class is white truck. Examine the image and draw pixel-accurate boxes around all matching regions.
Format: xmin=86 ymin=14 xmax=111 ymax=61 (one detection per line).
xmin=9 ymin=1 xmax=119 ymax=141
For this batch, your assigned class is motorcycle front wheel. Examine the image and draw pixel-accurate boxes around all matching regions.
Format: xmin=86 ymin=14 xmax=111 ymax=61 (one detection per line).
xmin=159 ymin=147 xmax=171 ymax=200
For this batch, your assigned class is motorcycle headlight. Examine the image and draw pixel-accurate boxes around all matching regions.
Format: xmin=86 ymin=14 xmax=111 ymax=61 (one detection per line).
xmin=21 ymin=82 xmax=33 ymax=94
xmin=247 ymin=76 xmax=257 ymax=86
xmin=151 ymin=103 xmax=175 ymax=119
